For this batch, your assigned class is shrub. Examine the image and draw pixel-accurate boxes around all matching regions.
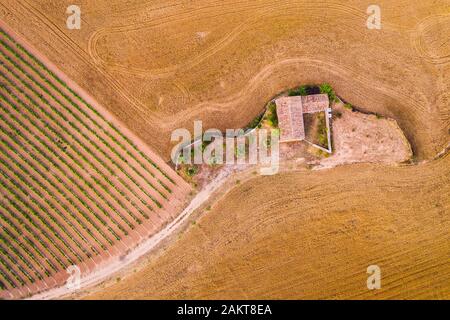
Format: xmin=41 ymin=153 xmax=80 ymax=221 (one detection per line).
xmin=266 ymin=102 xmax=278 ymax=127
xmin=201 ymin=140 xmax=212 ymax=151
xmin=344 ymin=103 xmax=353 ymax=111
xmin=316 ymin=113 xmax=328 ymax=148
xmin=178 ymin=155 xmax=186 ymax=164
xmin=288 ymin=85 xmax=316 ymax=96
xmin=246 ymin=112 xmax=264 ymax=129
xmin=185 ymin=165 xmax=198 ymax=177
xmin=333 ymin=111 xmax=342 ymax=118
xmin=298 ymin=85 xmax=308 ymax=96
xmin=319 ymin=83 xmax=336 ymax=102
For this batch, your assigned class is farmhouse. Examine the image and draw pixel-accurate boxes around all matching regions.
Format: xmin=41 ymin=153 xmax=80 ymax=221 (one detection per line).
xmin=275 ymin=94 xmax=329 ymax=143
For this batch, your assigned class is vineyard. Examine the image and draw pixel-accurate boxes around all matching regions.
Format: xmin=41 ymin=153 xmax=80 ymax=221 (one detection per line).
xmin=0 ymin=27 xmax=190 ymax=299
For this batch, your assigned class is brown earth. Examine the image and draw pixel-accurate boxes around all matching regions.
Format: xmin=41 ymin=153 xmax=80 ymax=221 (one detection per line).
xmin=316 ymin=102 xmax=413 ymax=168
xmin=0 ymin=0 xmax=448 ymax=160
xmin=88 ymin=153 xmax=450 ymax=299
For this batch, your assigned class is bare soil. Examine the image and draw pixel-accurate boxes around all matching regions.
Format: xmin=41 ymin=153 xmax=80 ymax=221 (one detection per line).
xmin=316 ymin=102 xmax=412 ymax=169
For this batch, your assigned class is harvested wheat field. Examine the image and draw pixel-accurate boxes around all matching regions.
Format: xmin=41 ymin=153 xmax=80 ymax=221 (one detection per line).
xmin=0 ymin=0 xmax=448 ymax=159
xmin=89 ymin=154 xmax=450 ymax=299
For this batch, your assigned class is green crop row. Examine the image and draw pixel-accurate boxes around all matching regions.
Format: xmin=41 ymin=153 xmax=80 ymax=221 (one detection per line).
xmin=0 ymin=192 xmax=61 ymax=272
xmin=0 ymin=93 xmax=123 ymax=240
xmin=0 ymin=100 xmax=124 ymax=246
xmin=0 ymin=244 xmax=27 ymax=286
xmin=0 ymin=217 xmax=47 ymax=279
xmin=0 ymin=155 xmax=94 ymax=259
xmin=0 ymin=258 xmax=21 ymax=288
xmin=0 ymin=83 xmax=127 ymax=235
xmin=0 ymin=55 xmax=159 ymax=219
xmin=0 ymin=143 xmax=99 ymax=257
xmin=0 ymin=265 xmax=17 ymax=289
xmin=0 ymin=137 xmax=109 ymax=250
xmin=0 ymin=233 xmax=41 ymax=282
xmin=0 ymin=37 xmax=175 ymax=192
xmin=0 ymin=209 xmax=51 ymax=277
xmin=1 ymin=130 xmax=114 ymax=247
xmin=0 ymin=188 xmax=67 ymax=271
xmin=0 ymin=165 xmax=82 ymax=264
xmin=0 ymin=117 xmax=92 ymax=260
xmin=0 ymin=271 xmax=10 ymax=289
xmin=0 ymin=173 xmax=71 ymax=269
xmin=0 ymin=61 xmax=160 ymax=220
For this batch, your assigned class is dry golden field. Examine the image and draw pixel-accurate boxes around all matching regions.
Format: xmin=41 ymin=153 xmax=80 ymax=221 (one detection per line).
xmin=89 ymin=154 xmax=450 ymax=299
xmin=0 ymin=0 xmax=448 ymax=159
xmin=0 ymin=0 xmax=449 ymax=299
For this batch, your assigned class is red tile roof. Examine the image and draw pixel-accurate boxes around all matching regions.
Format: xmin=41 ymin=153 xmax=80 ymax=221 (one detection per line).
xmin=275 ymin=94 xmax=329 ymax=143
xmin=301 ymin=94 xmax=329 ymax=113
xmin=275 ymin=96 xmax=305 ymax=142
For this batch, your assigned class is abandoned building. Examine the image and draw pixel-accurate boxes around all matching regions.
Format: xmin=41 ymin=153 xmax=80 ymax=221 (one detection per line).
xmin=275 ymin=93 xmax=330 ymax=143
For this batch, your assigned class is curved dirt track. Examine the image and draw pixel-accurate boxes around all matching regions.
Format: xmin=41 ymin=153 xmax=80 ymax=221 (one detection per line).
xmin=88 ymin=154 xmax=450 ymax=300
xmin=411 ymin=14 xmax=450 ymax=65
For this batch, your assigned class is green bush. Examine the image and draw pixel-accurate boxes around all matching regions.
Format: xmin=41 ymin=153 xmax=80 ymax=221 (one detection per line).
xmin=316 ymin=113 xmax=328 ymax=148
xmin=185 ymin=166 xmax=198 ymax=177
xmin=319 ymin=83 xmax=336 ymax=102
xmin=246 ymin=112 xmax=264 ymax=129
xmin=288 ymin=85 xmax=312 ymax=96
xmin=298 ymin=86 xmax=308 ymax=96
xmin=334 ymin=111 xmax=342 ymax=118
xmin=266 ymin=102 xmax=278 ymax=127
xmin=344 ymin=103 xmax=353 ymax=111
